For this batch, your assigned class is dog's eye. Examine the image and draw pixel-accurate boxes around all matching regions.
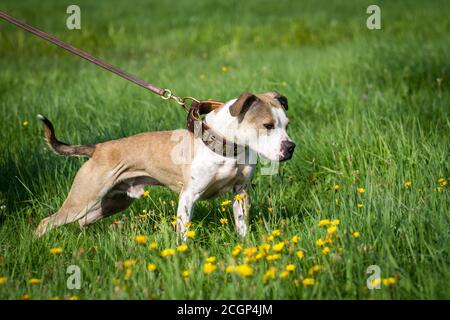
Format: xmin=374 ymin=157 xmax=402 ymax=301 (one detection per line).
xmin=264 ymin=123 xmax=275 ymax=130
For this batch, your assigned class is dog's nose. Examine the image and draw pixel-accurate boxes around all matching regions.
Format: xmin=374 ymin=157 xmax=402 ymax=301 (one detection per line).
xmin=280 ymin=140 xmax=296 ymax=161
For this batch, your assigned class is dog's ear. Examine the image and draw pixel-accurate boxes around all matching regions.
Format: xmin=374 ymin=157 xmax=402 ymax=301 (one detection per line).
xmin=229 ymin=92 xmax=258 ymax=117
xmin=275 ymin=92 xmax=288 ymax=111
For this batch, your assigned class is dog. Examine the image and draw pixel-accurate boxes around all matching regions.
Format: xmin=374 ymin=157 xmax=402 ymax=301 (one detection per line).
xmin=34 ymin=92 xmax=295 ymax=239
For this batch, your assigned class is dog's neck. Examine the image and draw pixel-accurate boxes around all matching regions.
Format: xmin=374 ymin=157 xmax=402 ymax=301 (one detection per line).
xmin=203 ymin=99 xmax=239 ymax=142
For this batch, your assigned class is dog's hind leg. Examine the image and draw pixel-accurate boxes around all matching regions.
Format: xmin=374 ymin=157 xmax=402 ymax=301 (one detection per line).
xmin=34 ymin=160 xmax=114 ymax=237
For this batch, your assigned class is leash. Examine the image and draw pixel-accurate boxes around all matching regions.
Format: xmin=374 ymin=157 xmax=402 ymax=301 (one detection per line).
xmin=0 ymin=10 xmax=244 ymax=157
xmin=0 ymin=10 xmax=194 ymax=110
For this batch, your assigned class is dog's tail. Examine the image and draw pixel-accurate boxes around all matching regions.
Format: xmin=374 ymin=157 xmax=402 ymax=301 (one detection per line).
xmin=37 ymin=114 xmax=95 ymax=158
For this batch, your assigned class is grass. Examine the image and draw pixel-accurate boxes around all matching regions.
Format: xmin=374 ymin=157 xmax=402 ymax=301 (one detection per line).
xmin=0 ymin=0 xmax=449 ymax=299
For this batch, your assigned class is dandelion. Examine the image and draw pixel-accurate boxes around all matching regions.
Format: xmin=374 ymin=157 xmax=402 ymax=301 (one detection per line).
xmin=302 ymin=278 xmax=315 ymax=286
xmin=296 ymin=250 xmax=304 ymax=259
xmin=231 ymin=244 xmax=242 ymax=256
xmin=170 ymin=220 xmax=177 ymax=227
xmin=125 ymin=268 xmax=133 ymax=278
xmin=149 ymin=242 xmax=158 ymax=250
xmin=221 ymin=200 xmax=232 ymax=206
xmin=327 ymin=226 xmax=337 ymax=235
xmin=266 ymin=235 xmax=274 ymax=242
xmin=49 ymin=247 xmax=63 ymax=254
xmin=357 ymin=187 xmax=365 ymax=194
xmin=28 ymin=278 xmax=42 ymax=285
xmin=221 ymin=66 xmax=229 ymax=73
xmin=235 ymin=264 xmax=253 ymax=277
xmin=68 ymin=295 xmax=80 ymax=300
xmin=351 ymin=231 xmax=360 ymax=238
xmin=123 ymin=259 xmax=137 ymax=268
xmin=370 ymin=278 xmax=381 ymax=287
xmin=286 ymin=264 xmax=296 ymax=272
xmin=404 ymin=181 xmax=412 ymax=188
xmin=331 ymin=219 xmax=340 ymax=226
xmin=225 ymin=266 xmax=235 ymax=273
xmin=382 ymin=277 xmax=397 ymax=286
xmin=21 ymin=294 xmax=31 ymax=300
xmin=206 ymin=256 xmax=216 ymax=263
xmin=318 ymin=219 xmax=331 ymax=227
xmin=143 ymin=190 xmax=150 ymax=197
xmin=291 ymin=235 xmax=300 ymax=243
xmin=268 ymin=207 xmax=274 ymax=213
xmin=182 ymin=270 xmax=190 ymax=278
xmin=199 ymin=74 xmax=206 ymax=80
xmin=280 ymin=271 xmax=290 ymax=279
xmin=255 ymin=253 xmax=265 ymax=260
xmin=334 ymin=184 xmax=341 ymax=191
xmin=271 ymin=229 xmax=281 ymax=237
xmin=0 ymin=277 xmax=7 ymax=284
xmin=263 ymin=267 xmax=277 ymax=282
xmin=272 ymin=242 xmax=285 ymax=252
xmin=357 ymin=203 xmax=364 ymax=209
xmin=315 ymin=239 xmax=325 ymax=247
xmin=186 ymin=230 xmax=196 ymax=239
xmin=161 ymin=249 xmax=175 ymax=257
xmin=243 ymin=247 xmax=257 ymax=257
xmin=234 ymin=194 xmax=246 ymax=201
xmin=220 ymin=218 xmax=228 ymax=225
xmin=177 ymin=244 xmax=188 ymax=253
xmin=134 ymin=235 xmax=147 ymax=245
xmin=266 ymin=254 xmax=281 ymax=261
xmin=203 ymin=262 xmax=217 ymax=274
xmin=22 ymin=120 xmax=29 ymax=127
xmin=51 ymin=296 xmax=60 ymax=300
xmin=308 ymin=265 xmax=321 ymax=275
xmin=322 ymin=246 xmax=330 ymax=255
xmin=147 ymin=263 xmax=157 ymax=272
xmin=259 ymin=243 xmax=271 ymax=253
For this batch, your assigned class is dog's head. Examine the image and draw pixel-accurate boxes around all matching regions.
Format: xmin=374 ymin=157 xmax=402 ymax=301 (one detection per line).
xmin=227 ymin=91 xmax=295 ymax=162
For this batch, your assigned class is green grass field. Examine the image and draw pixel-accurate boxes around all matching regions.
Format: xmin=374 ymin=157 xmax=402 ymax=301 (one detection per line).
xmin=0 ymin=0 xmax=449 ymax=299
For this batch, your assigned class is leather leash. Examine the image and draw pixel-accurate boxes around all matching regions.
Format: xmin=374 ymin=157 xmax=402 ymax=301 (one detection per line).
xmin=0 ymin=10 xmax=244 ymax=157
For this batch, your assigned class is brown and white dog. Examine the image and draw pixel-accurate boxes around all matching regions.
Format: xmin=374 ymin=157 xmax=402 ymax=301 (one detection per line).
xmin=34 ymin=92 xmax=296 ymax=239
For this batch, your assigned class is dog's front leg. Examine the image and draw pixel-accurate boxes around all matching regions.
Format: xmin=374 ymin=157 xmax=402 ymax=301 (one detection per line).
xmin=232 ymin=186 xmax=250 ymax=237
xmin=176 ymin=190 xmax=198 ymax=242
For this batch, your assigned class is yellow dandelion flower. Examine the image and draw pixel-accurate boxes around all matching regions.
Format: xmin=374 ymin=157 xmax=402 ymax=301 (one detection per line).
xmin=296 ymin=250 xmax=304 ymax=259
xmin=357 ymin=203 xmax=364 ymax=209
xmin=255 ymin=253 xmax=265 ymax=260
xmin=134 ymin=235 xmax=147 ymax=245
xmin=322 ymin=246 xmax=330 ymax=255
xmin=291 ymin=235 xmax=300 ymax=243
xmin=438 ymin=177 xmax=445 ymax=183
xmin=327 ymin=226 xmax=337 ymax=235
xmin=302 ymin=278 xmax=315 ymax=286
xmin=21 ymin=294 xmax=31 ymax=300
xmin=370 ymin=278 xmax=381 ymax=287
xmin=221 ymin=66 xmax=229 ymax=73
xmin=268 ymin=207 xmax=274 ymax=213
xmin=243 ymin=247 xmax=257 ymax=257
xmin=0 ymin=277 xmax=7 ymax=284
xmin=266 ymin=254 xmax=281 ymax=261
xmin=203 ymin=262 xmax=217 ymax=274
xmin=161 ymin=249 xmax=175 ymax=257
xmin=221 ymin=200 xmax=232 ymax=206
xmin=149 ymin=242 xmax=157 ymax=250
xmin=22 ymin=120 xmax=29 ymax=127
xmin=234 ymin=194 xmax=246 ymax=201
xmin=177 ymin=244 xmax=188 ymax=253
xmin=271 ymin=229 xmax=281 ymax=237
xmin=143 ymin=190 xmax=150 ymax=197
xmin=404 ymin=181 xmax=412 ymax=188
xmin=125 ymin=268 xmax=133 ymax=278
xmin=231 ymin=244 xmax=242 ymax=256
xmin=170 ymin=220 xmax=177 ymax=227
xmin=199 ymin=74 xmax=206 ymax=80
xmin=28 ymin=278 xmax=41 ymax=285
xmin=335 ymin=198 xmax=340 ymax=205
xmin=286 ymin=264 xmax=296 ymax=272
xmin=259 ymin=243 xmax=271 ymax=252
xmin=280 ymin=271 xmax=290 ymax=279
xmin=182 ymin=270 xmax=190 ymax=278
xmin=123 ymin=259 xmax=136 ymax=268
xmin=357 ymin=187 xmax=365 ymax=194
xmin=334 ymin=184 xmax=341 ymax=191
xmin=49 ymin=247 xmax=63 ymax=254
xmin=315 ymin=239 xmax=326 ymax=247
xmin=51 ymin=296 xmax=60 ymax=300
xmin=266 ymin=235 xmax=274 ymax=242
xmin=184 ymin=222 xmax=192 ymax=228
xmin=351 ymin=231 xmax=360 ymax=238
xmin=186 ymin=230 xmax=196 ymax=239
xmin=318 ymin=219 xmax=331 ymax=227
xmin=68 ymin=295 xmax=80 ymax=300
xmin=235 ymin=264 xmax=253 ymax=277
xmin=382 ymin=277 xmax=397 ymax=286
xmin=220 ymin=218 xmax=228 ymax=225
xmin=263 ymin=267 xmax=277 ymax=282
xmin=206 ymin=256 xmax=216 ymax=263
xmin=331 ymin=219 xmax=340 ymax=226
xmin=272 ymin=242 xmax=285 ymax=252
xmin=147 ymin=263 xmax=157 ymax=271
xmin=308 ymin=265 xmax=321 ymax=275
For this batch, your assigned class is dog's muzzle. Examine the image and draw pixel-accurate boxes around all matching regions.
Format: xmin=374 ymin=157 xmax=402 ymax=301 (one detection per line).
xmin=279 ymin=140 xmax=296 ymax=162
